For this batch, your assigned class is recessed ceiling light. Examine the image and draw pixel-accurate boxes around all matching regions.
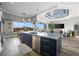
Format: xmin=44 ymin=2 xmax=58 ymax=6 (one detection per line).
xmin=9 ymin=2 xmax=14 ymax=4
xmin=22 ymin=12 xmax=26 ymax=15
xmin=36 ymin=9 xmax=39 ymax=11
xmin=0 ymin=3 xmax=2 ymax=6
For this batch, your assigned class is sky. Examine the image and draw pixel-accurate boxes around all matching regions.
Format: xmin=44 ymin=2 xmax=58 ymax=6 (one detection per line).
xmin=12 ymin=21 xmax=44 ymax=29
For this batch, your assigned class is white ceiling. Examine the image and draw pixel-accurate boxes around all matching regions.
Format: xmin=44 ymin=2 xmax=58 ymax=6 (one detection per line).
xmin=37 ymin=3 xmax=79 ymax=23
xmin=1 ymin=2 xmax=79 ymax=18
xmin=0 ymin=2 xmax=57 ymax=17
xmin=1 ymin=2 xmax=79 ymax=24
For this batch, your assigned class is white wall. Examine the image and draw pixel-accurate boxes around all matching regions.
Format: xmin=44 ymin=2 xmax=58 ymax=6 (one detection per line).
xmin=37 ymin=5 xmax=79 ymax=32
xmin=0 ymin=11 xmax=2 ymax=21
xmin=37 ymin=5 xmax=79 ymax=22
xmin=63 ymin=16 xmax=79 ymax=32
xmin=4 ymin=20 xmax=15 ymax=35
xmin=64 ymin=22 xmax=75 ymax=32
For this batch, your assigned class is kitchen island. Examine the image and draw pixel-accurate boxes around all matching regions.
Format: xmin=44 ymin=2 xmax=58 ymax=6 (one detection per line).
xmin=20 ymin=31 xmax=61 ymax=56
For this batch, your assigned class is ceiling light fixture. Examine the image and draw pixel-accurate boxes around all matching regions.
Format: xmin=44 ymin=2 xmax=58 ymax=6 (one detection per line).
xmin=36 ymin=9 xmax=39 ymax=11
xmin=0 ymin=3 xmax=2 ymax=6
xmin=29 ymin=18 xmax=31 ymax=22
xmin=45 ymin=9 xmax=69 ymax=19
xmin=22 ymin=12 xmax=26 ymax=23
xmin=9 ymin=2 xmax=14 ymax=4
xmin=23 ymin=17 xmax=25 ymax=22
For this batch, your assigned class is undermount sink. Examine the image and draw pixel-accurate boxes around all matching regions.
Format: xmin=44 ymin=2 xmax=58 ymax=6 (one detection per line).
xmin=29 ymin=32 xmax=37 ymax=34
xmin=27 ymin=31 xmax=48 ymax=36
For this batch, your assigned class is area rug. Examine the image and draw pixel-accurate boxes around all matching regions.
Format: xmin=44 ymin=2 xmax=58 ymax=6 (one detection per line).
xmin=19 ymin=43 xmax=32 ymax=55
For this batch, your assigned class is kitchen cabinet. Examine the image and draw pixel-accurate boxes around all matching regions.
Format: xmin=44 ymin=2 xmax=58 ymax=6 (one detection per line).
xmin=20 ymin=32 xmax=61 ymax=56
xmin=41 ymin=37 xmax=56 ymax=56
xmin=20 ymin=33 xmax=32 ymax=48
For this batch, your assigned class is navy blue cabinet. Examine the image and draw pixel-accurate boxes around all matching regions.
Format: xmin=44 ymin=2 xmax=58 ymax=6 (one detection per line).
xmin=41 ymin=37 xmax=60 ymax=56
xmin=20 ymin=33 xmax=61 ymax=56
xmin=20 ymin=33 xmax=32 ymax=48
xmin=20 ymin=33 xmax=24 ymax=43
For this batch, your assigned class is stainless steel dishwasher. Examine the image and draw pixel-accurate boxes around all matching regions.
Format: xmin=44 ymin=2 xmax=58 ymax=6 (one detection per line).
xmin=32 ymin=35 xmax=40 ymax=53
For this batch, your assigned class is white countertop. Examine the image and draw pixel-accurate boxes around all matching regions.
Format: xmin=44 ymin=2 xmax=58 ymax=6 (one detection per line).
xmin=21 ymin=31 xmax=60 ymax=40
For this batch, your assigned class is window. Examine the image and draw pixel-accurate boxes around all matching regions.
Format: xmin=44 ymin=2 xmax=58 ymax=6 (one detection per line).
xmin=12 ymin=21 xmax=34 ymax=28
xmin=45 ymin=9 xmax=69 ymax=19
xmin=12 ymin=21 xmax=44 ymax=29
xmin=48 ymin=24 xmax=64 ymax=30
xmin=36 ymin=23 xmax=44 ymax=29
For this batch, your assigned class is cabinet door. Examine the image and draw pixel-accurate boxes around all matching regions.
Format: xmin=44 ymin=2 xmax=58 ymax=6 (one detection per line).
xmin=20 ymin=33 xmax=32 ymax=48
xmin=41 ymin=37 xmax=57 ymax=56
xmin=20 ymin=33 xmax=26 ymax=43
xmin=49 ymin=39 xmax=57 ymax=56
xmin=27 ymin=34 xmax=32 ymax=48
xmin=41 ymin=45 xmax=50 ymax=56
xmin=20 ymin=33 xmax=23 ymax=42
xmin=41 ymin=37 xmax=50 ymax=56
xmin=24 ymin=34 xmax=28 ymax=44
xmin=24 ymin=34 xmax=32 ymax=48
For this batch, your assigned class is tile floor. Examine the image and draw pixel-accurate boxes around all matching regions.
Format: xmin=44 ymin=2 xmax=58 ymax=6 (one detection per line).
xmin=60 ymin=37 xmax=79 ymax=56
xmin=0 ymin=37 xmax=22 ymax=56
xmin=0 ymin=37 xmax=38 ymax=56
xmin=0 ymin=36 xmax=79 ymax=56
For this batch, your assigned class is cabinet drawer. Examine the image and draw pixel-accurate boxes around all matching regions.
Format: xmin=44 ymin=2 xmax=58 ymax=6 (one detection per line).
xmin=41 ymin=45 xmax=50 ymax=56
xmin=41 ymin=37 xmax=50 ymax=45
xmin=41 ymin=41 xmax=50 ymax=46
xmin=41 ymin=51 xmax=50 ymax=56
xmin=42 ymin=39 xmax=50 ymax=43
xmin=41 ymin=45 xmax=56 ymax=56
xmin=41 ymin=37 xmax=57 ymax=56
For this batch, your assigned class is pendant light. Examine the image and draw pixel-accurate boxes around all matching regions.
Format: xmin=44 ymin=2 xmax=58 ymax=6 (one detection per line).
xmin=29 ymin=18 xmax=31 ymax=22
xmin=22 ymin=12 xmax=26 ymax=23
xmin=23 ymin=17 xmax=25 ymax=22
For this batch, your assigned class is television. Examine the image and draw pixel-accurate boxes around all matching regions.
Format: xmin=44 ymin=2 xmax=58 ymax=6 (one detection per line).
xmin=55 ymin=24 xmax=64 ymax=28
